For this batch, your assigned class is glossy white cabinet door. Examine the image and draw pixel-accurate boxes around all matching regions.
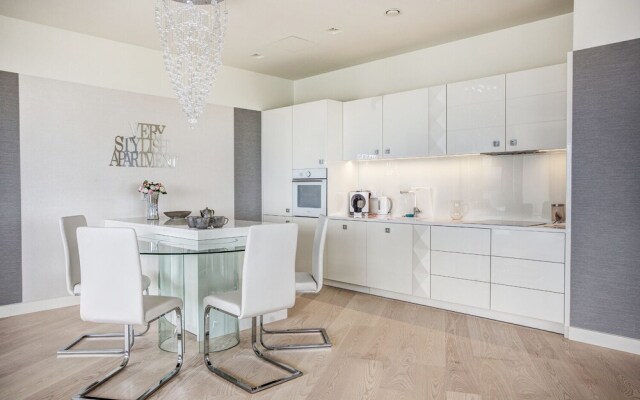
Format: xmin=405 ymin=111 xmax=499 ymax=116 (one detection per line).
xmin=431 ymin=251 xmax=490 ymax=282
xmin=431 ymin=226 xmax=491 ymax=255
xmin=491 ymin=284 xmax=564 ymax=323
xmin=447 ymin=74 xmax=506 ymax=154
xmin=343 ymin=96 xmax=383 ymax=160
xmin=326 ymin=220 xmax=367 ymax=286
xmin=428 ymin=85 xmax=447 ymax=156
xmin=412 ymin=225 xmax=431 ymax=298
xmin=292 ymin=217 xmax=318 ymax=274
xmin=492 ymin=229 xmax=565 ymax=263
xmin=491 ymin=256 xmax=564 ymax=293
xmin=261 ymin=106 xmax=292 ymax=216
xmin=366 ymin=223 xmax=412 ymax=295
xmin=506 ymin=64 xmax=567 ymax=151
xmin=382 ymin=88 xmax=429 ymax=158
xmin=292 ymin=101 xmax=327 ymax=169
xmin=431 ymin=275 xmax=490 ymax=309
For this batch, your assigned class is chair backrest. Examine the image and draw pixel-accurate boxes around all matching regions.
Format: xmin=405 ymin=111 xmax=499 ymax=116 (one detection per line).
xmin=311 ymin=215 xmax=329 ymax=292
xmin=240 ymin=223 xmax=298 ymax=319
xmin=60 ymin=215 xmax=87 ymax=295
xmin=76 ymin=227 xmax=145 ymax=326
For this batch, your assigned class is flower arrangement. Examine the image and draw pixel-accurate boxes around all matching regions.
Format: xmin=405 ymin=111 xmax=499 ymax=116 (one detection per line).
xmin=138 ymin=180 xmax=167 ymax=195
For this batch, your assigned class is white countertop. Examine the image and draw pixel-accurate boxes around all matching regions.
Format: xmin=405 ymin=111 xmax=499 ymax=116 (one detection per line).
xmin=328 ymin=214 xmax=565 ymax=233
xmin=105 ymin=217 xmax=262 ymax=240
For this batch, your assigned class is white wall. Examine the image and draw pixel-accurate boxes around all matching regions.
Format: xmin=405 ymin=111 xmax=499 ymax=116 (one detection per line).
xmin=294 ymin=14 xmax=573 ymax=103
xmin=573 ymin=0 xmax=640 ymax=50
xmin=19 ymin=76 xmax=235 ymax=302
xmin=0 ymin=15 xmax=293 ymax=111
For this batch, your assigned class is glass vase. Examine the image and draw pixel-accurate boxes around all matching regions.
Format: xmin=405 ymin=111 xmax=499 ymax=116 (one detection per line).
xmin=146 ymin=192 xmax=160 ymax=220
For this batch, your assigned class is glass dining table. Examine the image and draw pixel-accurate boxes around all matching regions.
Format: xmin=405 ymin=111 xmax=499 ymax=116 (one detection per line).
xmin=137 ymin=234 xmax=247 ymax=353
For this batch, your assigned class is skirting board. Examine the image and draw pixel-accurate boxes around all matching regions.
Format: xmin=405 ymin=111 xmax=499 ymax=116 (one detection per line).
xmin=0 ymin=295 xmax=80 ymax=319
xmin=568 ymin=327 xmax=640 ymax=355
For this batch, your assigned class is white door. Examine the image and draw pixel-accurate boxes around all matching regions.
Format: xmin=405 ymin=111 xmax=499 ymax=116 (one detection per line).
xmin=292 ymin=217 xmax=318 ymax=273
xmin=292 ymin=100 xmax=327 ymax=169
xmin=261 ymin=106 xmax=292 ymax=216
xmin=343 ymin=96 xmax=383 ymax=160
xmin=366 ymin=223 xmax=412 ymax=295
xmin=325 ymin=219 xmax=367 ymax=286
xmin=447 ymin=74 xmax=506 ymax=154
xmin=506 ymin=64 xmax=567 ymax=151
xmin=382 ymin=88 xmax=429 ymax=158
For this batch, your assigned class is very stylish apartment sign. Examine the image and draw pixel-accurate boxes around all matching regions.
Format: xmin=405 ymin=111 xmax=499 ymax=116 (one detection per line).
xmin=109 ymin=122 xmax=176 ymax=168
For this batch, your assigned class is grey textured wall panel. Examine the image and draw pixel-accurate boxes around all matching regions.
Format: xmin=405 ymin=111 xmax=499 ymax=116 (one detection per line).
xmin=571 ymin=38 xmax=640 ymax=339
xmin=0 ymin=71 xmax=22 ymax=305
xmin=234 ymin=108 xmax=262 ymax=221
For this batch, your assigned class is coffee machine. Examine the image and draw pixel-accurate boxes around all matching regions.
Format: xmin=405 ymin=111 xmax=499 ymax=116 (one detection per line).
xmin=349 ymin=191 xmax=371 ymax=218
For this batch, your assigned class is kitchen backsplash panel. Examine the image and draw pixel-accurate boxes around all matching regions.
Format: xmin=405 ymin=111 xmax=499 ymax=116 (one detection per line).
xmin=331 ymin=151 xmax=566 ymax=221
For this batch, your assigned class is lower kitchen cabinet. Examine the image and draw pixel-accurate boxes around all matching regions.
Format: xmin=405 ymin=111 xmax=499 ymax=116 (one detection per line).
xmin=366 ymin=223 xmax=412 ymax=295
xmin=491 ymin=256 xmax=564 ymax=293
xmin=431 ymin=251 xmax=490 ymax=282
xmin=431 ymin=275 xmax=490 ymax=309
xmin=292 ymin=217 xmax=318 ymax=274
xmin=325 ymin=219 xmax=367 ymax=286
xmin=412 ymin=225 xmax=431 ymax=298
xmin=491 ymin=284 xmax=564 ymax=323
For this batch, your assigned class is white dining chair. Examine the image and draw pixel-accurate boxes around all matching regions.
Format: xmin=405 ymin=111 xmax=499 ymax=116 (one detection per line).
xmin=203 ymin=223 xmax=302 ymax=394
xmin=259 ymin=215 xmax=331 ymax=350
xmin=57 ymin=215 xmax=151 ymax=357
xmin=74 ymin=227 xmax=183 ymax=400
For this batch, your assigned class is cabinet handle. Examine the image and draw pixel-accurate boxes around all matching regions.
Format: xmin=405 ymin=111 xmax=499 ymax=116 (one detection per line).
xmin=384 ymin=148 xmax=390 ymax=155
xmin=285 ymin=208 xmax=290 ymax=213
xmin=285 ymin=220 xmax=291 ymax=223
xmin=509 ymin=139 xmax=517 ymax=146
xmin=342 ymin=225 xmax=347 ymax=230
xmin=493 ymin=140 xmax=501 ymax=147
xmin=385 ymin=228 xmax=390 ymax=233
xmin=319 ymin=159 xmax=325 ymax=165
xmin=373 ymin=149 xmax=380 ymax=155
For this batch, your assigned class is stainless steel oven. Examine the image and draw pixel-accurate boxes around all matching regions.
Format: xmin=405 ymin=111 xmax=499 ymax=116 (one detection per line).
xmin=292 ymin=168 xmax=327 ymax=217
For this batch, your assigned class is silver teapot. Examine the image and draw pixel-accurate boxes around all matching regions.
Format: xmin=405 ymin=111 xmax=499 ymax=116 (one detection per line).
xmin=200 ymin=207 xmax=215 ymax=218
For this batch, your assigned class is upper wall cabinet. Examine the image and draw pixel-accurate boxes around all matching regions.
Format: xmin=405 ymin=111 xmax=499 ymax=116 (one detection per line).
xmin=447 ymin=74 xmax=506 ymax=155
xmin=292 ymin=100 xmax=342 ymax=169
xmin=382 ymin=88 xmax=430 ymax=158
xmin=428 ymin=85 xmax=447 ymax=156
xmin=262 ymin=106 xmax=292 ymax=216
xmin=343 ymin=96 xmax=383 ymax=160
xmin=506 ymin=63 xmax=567 ymax=151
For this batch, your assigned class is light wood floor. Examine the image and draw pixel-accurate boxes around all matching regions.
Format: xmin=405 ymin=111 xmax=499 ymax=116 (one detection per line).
xmin=1 ymin=286 xmax=639 ymax=400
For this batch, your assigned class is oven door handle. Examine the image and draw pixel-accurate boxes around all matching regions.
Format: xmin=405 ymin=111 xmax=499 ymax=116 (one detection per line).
xmin=292 ymin=179 xmax=326 ymax=183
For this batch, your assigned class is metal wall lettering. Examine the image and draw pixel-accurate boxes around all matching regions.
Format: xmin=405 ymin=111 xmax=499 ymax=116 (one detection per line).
xmin=109 ymin=122 xmax=177 ymax=168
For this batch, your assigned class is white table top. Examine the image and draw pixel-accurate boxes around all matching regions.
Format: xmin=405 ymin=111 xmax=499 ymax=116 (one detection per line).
xmin=105 ymin=217 xmax=263 ymax=240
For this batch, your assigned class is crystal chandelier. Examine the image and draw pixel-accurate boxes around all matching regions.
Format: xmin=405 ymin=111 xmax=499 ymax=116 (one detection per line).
xmin=155 ymin=0 xmax=228 ymax=126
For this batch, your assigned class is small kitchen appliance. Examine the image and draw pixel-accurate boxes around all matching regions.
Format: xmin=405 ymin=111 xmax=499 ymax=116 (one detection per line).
xmin=349 ymin=191 xmax=371 ymax=218
xmin=371 ymin=195 xmax=392 ymax=216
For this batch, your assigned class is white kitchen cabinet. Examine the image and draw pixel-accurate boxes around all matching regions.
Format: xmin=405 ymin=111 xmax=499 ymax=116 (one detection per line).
xmin=326 ymin=219 xmax=367 ymax=286
xmin=262 ymin=215 xmax=293 ymax=224
xmin=412 ymin=225 xmax=431 ymax=298
xmin=431 ymin=275 xmax=490 ymax=309
xmin=492 ymin=229 xmax=565 ymax=263
xmin=506 ymin=64 xmax=567 ymax=151
xmin=366 ymin=223 xmax=412 ymax=295
xmin=292 ymin=100 xmax=342 ymax=169
xmin=261 ymin=106 xmax=292 ymax=216
xmin=447 ymin=74 xmax=506 ymax=154
xmin=491 ymin=284 xmax=564 ymax=323
xmin=292 ymin=217 xmax=317 ymax=273
xmin=431 ymin=251 xmax=490 ymax=282
xmin=491 ymin=256 xmax=564 ymax=293
xmin=343 ymin=96 xmax=383 ymax=160
xmin=431 ymin=226 xmax=491 ymax=255
xmin=382 ymin=88 xmax=429 ymax=158
xmin=428 ymin=85 xmax=447 ymax=156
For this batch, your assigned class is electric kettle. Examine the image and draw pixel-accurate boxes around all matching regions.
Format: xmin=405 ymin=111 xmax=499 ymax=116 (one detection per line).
xmin=373 ymin=196 xmax=392 ymax=215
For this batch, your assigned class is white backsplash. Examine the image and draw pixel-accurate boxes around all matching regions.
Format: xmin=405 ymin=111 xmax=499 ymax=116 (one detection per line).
xmin=329 ymin=151 xmax=566 ymax=222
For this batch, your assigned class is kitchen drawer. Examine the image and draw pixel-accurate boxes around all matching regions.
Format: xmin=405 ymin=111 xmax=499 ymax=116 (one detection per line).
xmin=491 ymin=284 xmax=564 ymax=323
xmin=431 ymin=275 xmax=490 ymax=309
xmin=431 ymin=251 xmax=490 ymax=282
xmin=431 ymin=226 xmax=490 ymax=255
xmin=412 ymin=272 xmax=430 ymax=299
xmin=492 ymin=229 xmax=565 ymax=263
xmin=491 ymin=256 xmax=564 ymax=293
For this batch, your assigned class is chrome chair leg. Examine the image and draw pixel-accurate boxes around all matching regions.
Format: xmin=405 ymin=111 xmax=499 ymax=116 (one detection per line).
xmin=259 ymin=315 xmax=332 ymax=351
xmin=204 ymin=306 xmax=303 ymax=394
xmin=74 ymin=308 xmax=183 ymax=400
xmin=57 ymin=322 xmax=151 ymax=357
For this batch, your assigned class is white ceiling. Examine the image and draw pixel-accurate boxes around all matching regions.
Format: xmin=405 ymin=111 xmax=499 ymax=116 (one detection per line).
xmin=0 ymin=0 xmax=573 ymax=80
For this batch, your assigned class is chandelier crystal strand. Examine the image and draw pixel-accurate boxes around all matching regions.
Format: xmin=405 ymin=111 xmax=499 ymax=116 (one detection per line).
xmin=155 ymin=0 xmax=228 ymax=126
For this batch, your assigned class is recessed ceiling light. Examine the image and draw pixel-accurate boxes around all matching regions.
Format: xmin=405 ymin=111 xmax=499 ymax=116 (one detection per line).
xmin=385 ymin=8 xmax=401 ymax=16
xmin=250 ymin=53 xmax=264 ymax=59
xmin=327 ymin=27 xmax=343 ymax=35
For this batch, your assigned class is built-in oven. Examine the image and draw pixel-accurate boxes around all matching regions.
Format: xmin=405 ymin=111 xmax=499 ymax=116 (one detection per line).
xmin=292 ymin=168 xmax=327 ymax=218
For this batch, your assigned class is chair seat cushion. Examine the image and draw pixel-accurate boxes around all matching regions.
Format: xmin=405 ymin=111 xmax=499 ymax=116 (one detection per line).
xmin=143 ymin=295 xmax=183 ymax=323
xmin=295 ymin=272 xmax=318 ymax=293
xmin=203 ymin=291 xmax=241 ymax=317
xmin=73 ymin=274 xmax=152 ymax=295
